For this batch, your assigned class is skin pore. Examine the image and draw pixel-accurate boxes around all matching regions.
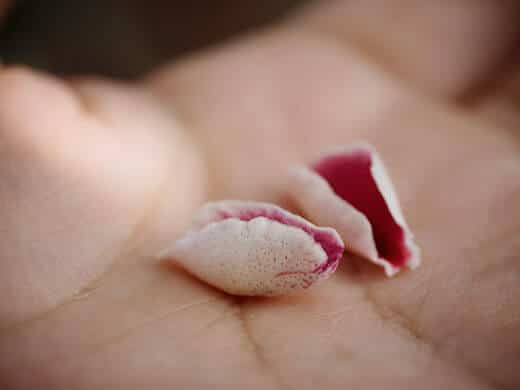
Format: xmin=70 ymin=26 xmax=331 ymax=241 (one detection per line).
xmin=0 ymin=1 xmax=520 ymax=389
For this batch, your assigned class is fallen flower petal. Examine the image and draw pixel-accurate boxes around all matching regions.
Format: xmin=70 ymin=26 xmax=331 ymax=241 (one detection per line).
xmin=161 ymin=201 xmax=344 ymax=296
xmin=288 ymin=143 xmax=420 ymax=276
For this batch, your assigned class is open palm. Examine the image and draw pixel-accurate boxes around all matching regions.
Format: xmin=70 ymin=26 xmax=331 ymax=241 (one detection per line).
xmin=0 ymin=2 xmax=519 ymax=389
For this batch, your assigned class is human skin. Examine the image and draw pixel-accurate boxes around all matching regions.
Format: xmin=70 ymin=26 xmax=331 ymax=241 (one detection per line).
xmin=0 ymin=1 xmax=519 ymax=389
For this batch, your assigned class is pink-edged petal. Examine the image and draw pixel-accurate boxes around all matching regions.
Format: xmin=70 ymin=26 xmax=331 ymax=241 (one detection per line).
xmin=288 ymin=143 xmax=420 ymax=277
xmin=161 ymin=201 xmax=344 ymax=296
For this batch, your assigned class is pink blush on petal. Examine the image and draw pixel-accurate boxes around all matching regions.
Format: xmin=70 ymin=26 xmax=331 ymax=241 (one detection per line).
xmin=287 ymin=143 xmax=420 ymax=276
xmin=313 ymin=150 xmax=410 ymax=268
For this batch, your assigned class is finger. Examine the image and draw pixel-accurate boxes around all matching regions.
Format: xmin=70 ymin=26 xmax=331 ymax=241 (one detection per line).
xmin=0 ymin=67 xmax=205 ymax=328
xmin=292 ymin=0 xmax=520 ymax=97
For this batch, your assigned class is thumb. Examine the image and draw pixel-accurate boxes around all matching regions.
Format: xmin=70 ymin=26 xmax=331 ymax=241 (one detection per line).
xmin=0 ymin=67 xmax=206 ymax=329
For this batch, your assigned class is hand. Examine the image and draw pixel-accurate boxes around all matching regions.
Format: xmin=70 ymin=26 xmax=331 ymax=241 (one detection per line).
xmin=1 ymin=2 xmax=519 ymax=389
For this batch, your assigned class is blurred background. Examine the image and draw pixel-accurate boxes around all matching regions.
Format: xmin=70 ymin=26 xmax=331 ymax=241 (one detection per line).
xmin=0 ymin=0 xmax=303 ymax=79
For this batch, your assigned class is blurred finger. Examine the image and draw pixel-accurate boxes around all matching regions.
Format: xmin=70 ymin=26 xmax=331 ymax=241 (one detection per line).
xmin=292 ymin=0 xmax=520 ymax=97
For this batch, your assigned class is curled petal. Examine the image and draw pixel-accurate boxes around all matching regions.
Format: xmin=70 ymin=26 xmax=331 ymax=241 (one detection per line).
xmin=288 ymin=143 xmax=420 ymax=277
xmin=162 ymin=201 xmax=344 ymax=296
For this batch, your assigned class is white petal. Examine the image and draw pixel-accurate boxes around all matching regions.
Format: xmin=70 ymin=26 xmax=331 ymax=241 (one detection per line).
xmin=163 ymin=201 xmax=344 ymax=296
